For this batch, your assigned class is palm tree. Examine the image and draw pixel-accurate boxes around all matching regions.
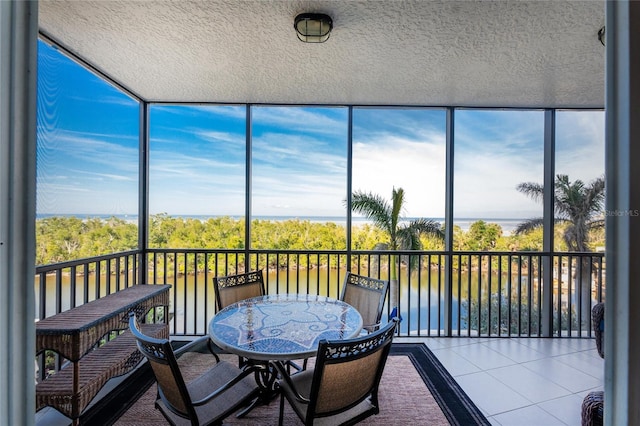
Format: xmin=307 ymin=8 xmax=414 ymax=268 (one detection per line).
xmin=515 ymin=174 xmax=605 ymax=327
xmin=350 ymin=187 xmax=444 ymax=319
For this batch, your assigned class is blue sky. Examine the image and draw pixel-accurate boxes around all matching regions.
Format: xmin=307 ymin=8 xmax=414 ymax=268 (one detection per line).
xmin=36 ymin=40 xmax=605 ymax=221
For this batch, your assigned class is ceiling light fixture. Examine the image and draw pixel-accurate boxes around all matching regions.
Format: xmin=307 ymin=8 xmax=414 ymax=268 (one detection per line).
xmin=294 ymin=13 xmax=333 ymax=43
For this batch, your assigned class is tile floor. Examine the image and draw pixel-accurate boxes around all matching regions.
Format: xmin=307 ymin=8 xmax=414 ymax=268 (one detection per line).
xmin=395 ymin=337 xmax=604 ymax=426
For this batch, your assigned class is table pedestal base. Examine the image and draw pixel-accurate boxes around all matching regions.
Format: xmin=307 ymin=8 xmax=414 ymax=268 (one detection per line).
xmin=236 ymin=360 xmax=279 ymax=418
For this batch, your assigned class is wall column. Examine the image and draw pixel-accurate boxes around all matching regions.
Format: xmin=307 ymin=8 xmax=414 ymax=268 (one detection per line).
xmin=605 ymin=1 xmax=640 ymax=424
xmin=0 ymin=1 xmax=38 ymax=425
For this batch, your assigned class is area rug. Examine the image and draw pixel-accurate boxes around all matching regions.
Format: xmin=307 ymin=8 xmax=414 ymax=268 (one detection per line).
xmin=104 ymin=343 xmax=489 ymax=425
xmin=390 ymin=343 xmax=490 ymax=426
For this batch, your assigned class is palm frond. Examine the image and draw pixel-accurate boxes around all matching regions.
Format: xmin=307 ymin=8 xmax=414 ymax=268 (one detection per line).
xmin=390 ymin=187 xmax=405 ymax=233
xmin=395 ymin=226 xmax=423 ymax=271
xmin=583 ymin=176 xmax=605 ymax=218
xmin=516 ymin=182 xmax=544 ymax=203
xmin=396 ymin=226 xmax=422 ymax=251
xmin=351 ymin=190 xmax=392 ymax=232
xmin=351 ymin=188 xmax=444 ymax=257
xmin=516 ymin=174 xmax=605 ymax=252
xmin=557 ymin=176 xmax=585 ymax=217
xmin=408 ymin=218 xmax=445 ymax=240
xmin=514 ymin=218 xmax=544 ymax=235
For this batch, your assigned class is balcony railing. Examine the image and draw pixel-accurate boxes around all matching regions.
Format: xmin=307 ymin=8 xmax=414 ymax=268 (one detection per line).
xmin=35 ymin=248 xmax=605 ymax=339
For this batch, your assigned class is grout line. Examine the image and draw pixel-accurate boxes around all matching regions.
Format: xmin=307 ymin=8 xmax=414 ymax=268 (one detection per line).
xmin=423 ymin=338 xmax=601 ymax=426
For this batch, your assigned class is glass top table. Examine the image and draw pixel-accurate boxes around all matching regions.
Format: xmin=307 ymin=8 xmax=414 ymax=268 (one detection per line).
xmin=208 ymin=293 xmax=363 ymax=361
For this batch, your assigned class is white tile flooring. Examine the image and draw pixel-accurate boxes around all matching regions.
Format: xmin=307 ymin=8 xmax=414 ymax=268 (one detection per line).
xmin=395 ymin=337 xmax=604 ymax=426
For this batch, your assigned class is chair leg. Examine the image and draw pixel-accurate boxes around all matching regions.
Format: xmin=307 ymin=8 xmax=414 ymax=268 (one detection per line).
xmin=238 ymin=355 xmax=247 ymax=368
xmin=278 ymin=393 xmax=285 ymax=426
xmin=285 ymin=359 xmax=302 ymax=373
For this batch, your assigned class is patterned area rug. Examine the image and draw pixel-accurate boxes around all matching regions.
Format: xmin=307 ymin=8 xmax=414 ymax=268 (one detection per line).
xmin=103 ymin=343 xmax=489 ymax=425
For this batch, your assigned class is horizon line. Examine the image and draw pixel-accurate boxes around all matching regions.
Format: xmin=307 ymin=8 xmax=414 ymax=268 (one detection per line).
xmin=36 ymin=213 xmax=531 ymax=221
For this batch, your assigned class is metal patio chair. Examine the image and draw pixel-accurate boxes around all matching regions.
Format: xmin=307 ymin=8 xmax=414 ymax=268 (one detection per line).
xmin=213 ymin=269 xmax=265 ymax=310
xmin=340 ymin=272 xmax=389 ymax=334
xmin=276 ymin=318 xmax=398 ymax=426
xmin=129 ymin=313 xmax=259 ymax=426
xmin=213 ymin=269 xmax=267 ymax=368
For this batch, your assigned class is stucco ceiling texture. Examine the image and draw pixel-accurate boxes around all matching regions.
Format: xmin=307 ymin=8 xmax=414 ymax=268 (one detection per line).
xmin=38 ymin=0 xmax=605 ymax=108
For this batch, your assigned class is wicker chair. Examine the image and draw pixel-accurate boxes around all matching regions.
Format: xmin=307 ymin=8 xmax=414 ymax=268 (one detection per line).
xmin=581 ymin=302 xmax=605 ymax=426
xmin=213 ymin=270 xmax=265 ymax=310
xmin=340 ymin=272 xmax=389 ymax=333
xmin=129 ymin=313 xmax=259 ymax=426
xmin=277 ymin=318 xmax=398 ymax=426
xmin=592 ymin=302 xmax=605 ymax=359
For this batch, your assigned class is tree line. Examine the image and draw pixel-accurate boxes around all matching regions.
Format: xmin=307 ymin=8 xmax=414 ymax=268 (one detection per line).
xmin=35 ymin=213 xmax=603 ymax=266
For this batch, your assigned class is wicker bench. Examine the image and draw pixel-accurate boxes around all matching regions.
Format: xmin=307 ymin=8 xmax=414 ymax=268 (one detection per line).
xmin=35 ymin=284 xmax=171 ymax=422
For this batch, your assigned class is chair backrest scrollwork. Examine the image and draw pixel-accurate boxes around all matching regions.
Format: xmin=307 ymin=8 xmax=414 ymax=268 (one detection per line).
xmin=214 ymin=270 xmax=265 ymax=310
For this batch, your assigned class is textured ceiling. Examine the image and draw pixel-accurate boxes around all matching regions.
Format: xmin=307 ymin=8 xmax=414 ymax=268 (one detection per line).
xmin=38 ymin=0 xmax=605 ymax=108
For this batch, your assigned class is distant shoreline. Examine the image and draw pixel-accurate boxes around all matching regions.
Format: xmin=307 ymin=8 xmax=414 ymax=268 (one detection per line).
xmin=36 ymin=213 xmax=525 ymax=234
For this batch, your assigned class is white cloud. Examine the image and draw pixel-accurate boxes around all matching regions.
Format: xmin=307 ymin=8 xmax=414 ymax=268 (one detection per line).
xmin=352 ymin=132 xmax=447 ymax=218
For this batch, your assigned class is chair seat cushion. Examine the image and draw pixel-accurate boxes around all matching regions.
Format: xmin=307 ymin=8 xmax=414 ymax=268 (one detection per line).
xmin=279 ymin=369 xmax=377 ymax=425
xmin=279 ymin=369 xmax=314 ymax=420
xmin=157 ymin=358 xmax=257 ymax=425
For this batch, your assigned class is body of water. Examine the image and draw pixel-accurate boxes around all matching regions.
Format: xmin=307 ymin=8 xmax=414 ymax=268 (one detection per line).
xmin=36 ymin=267 xmax=544 ymax=336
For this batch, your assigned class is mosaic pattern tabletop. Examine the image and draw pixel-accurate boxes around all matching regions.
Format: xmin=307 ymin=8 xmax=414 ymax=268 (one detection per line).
xmin=209 ymin=293 xmax=363 ymax=361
